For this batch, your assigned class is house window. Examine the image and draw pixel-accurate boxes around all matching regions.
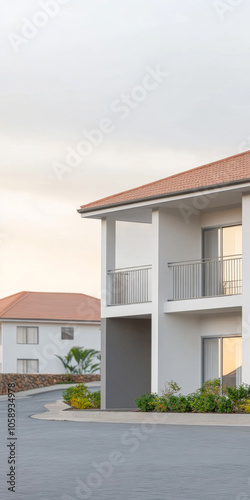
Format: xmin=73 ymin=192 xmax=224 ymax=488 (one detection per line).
xmin=17 ymin=359 xmax=39 ymax=374
xmin=61 ymin=327 xmax=74 ymax=340
xmin=203 ymin=336 xmax=242 ymax=387
xmin=202 ymin=224 xmax=242 ymax=296
xmin=17 ymin=327 xmax=38 ymax=344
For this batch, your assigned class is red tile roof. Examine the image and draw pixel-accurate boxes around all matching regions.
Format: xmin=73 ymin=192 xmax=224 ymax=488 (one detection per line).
xmin=0 ymin=292 xmax=100 ymax=322
xmin=79 ymin=150 xmax=250 ymax=213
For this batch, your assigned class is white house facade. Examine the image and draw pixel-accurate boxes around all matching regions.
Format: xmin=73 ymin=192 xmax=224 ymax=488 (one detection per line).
xmin=0 ymin=292 xmax=100 ymax=374
xmin=78 ymin=150 xmax=250 ymax=409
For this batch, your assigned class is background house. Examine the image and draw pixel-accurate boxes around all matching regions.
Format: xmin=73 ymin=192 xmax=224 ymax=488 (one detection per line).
xmin=78 ymin=150 xmax=249 ymax=409
xmin=0 ymin=291 xmax=100 ymax=374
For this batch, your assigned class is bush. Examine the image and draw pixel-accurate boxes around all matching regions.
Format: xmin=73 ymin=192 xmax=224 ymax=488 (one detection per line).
xmin=225 ymin=384 xmax=250 ymax=402
xmin=135 ymin=380 xmax=250 ymax=414
xmin=199 ymin=379 xmax=221 ymax=397
xmin=62 ymin=384 xmax=89 ymax=404
xmin=189 ymin=394 xmax=218 ymax=413
xmin=218 ymin=397 xmax=235 ymax=413
xmin=161 ymin=380 xmax=181 ymax=399
xmin=135 ymin=393 xmax=158 ymax=412
xmin=62 ymin=384 xmax=100 ymax=409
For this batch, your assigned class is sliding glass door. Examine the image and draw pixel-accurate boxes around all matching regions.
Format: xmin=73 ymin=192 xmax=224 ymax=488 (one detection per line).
xmin=202 ymin=225 xmax=242 ymax=297
xmin=203 ymin=336 xmax=242 ymax=388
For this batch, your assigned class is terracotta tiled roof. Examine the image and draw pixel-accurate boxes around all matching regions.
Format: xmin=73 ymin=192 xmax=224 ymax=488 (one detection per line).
xmin=79 ymin=150 xmax=250 ymax=212
xmin=0 ymin=292 xmax=100 ymax=322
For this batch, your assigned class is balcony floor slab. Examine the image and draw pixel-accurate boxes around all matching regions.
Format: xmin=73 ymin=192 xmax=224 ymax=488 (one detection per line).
xmin=102 ymin=302 xmax=152 ymax=319
xmin=164 ymin=294 xmax=242 ymax=315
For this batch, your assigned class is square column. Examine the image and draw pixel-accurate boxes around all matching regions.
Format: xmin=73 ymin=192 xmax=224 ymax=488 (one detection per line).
xmin=101 ymin=217 xmax=116 ymax=409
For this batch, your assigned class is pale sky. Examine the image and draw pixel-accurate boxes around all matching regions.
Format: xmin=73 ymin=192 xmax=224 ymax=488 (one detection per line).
xmin=1 ymin=0 xmax=250 ymax=299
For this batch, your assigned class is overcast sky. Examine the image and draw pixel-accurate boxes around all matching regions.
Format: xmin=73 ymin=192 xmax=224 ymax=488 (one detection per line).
xmin=1 ymin=0 xmax=250 ymax=299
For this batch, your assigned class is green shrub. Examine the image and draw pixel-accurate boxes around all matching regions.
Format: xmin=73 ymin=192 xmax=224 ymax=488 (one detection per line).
xmin=155 ymin=397 xmax=168 ymax=412
xmin=225 ymin=384 xmax=250 ymax=402
xmin=167 ymin=395 xmax=192 ymax=413
xmin=135 ymin=381 xmax=250 ymax=414
xmin=188 ymin=393 xmax=218 ymax=413
xmin=199 ymin=379 xmax=221 ymax=397
xmin=89 ymin=390 xmax=101 ymax=409
xmin=62 ymin=384 xmax=101 ymax=409
xmin=161 ymin=380 xmax=181 ymax=399
xmin=62 ymin=384 xmax=89 ymax=404
xmin=218 ymin=397 xmax=235 ymax=413
xmin=135 ymin=393 xmax=158 ymax=412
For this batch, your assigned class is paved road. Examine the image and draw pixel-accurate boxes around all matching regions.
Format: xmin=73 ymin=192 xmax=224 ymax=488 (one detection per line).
xmin=1 ymin=389 xmax=250 ymax=500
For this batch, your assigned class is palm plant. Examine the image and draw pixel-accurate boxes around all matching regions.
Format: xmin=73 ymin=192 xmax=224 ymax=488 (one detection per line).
xmin=56 ymin=346 xmax=101 ymax=374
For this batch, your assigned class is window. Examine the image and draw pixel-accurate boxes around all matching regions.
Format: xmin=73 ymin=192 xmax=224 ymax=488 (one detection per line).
xmin=17 ymin=359 xmax=39 ymax=374
xmin=61 ymin=327 xmax=74 ymax=340
xmin=202 ymin=225 xmax=242 ymax=296
xmin=17 ymin=327 xmax=38 ymax=344
xmin=203 ymin=336 xmax=242 ymax=387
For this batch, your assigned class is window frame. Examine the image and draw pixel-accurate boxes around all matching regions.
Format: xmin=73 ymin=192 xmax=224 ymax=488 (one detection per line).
xmin=16 ymin=326 xmax=39 ymax=345
xmin=61 ymin=327 xmax=74 ymax=340
xmin=202 ymin=334 xmax=242 ymax=386
xmin=17 ymin=359 xmax=39 ymax=374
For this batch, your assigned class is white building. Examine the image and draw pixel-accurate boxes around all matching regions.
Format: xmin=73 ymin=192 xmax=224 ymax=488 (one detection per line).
xmin=78 ymin=150 xmax=250 ymax=409
xmin=0 ymin=291 xmax=100 ymax=374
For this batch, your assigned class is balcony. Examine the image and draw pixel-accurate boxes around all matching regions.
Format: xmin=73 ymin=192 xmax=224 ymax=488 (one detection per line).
xmin=168 ymin=255 xmax=242 ymax=301
xmin=107 ymin=265 xmax=152 ymax=306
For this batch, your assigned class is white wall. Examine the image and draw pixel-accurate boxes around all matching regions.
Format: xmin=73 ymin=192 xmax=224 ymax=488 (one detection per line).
xmin=152 ymin=207 xmax=201 ymax=393
xmin=116 ymin=221 xmax=152 ymax=269
xmin=2 ymin=321 xmax=100 ymax=374
xmin=157 ymin=312 xmax=242 ymax=395
xmin=155 ymin=206 xmax=243 ymax=395
xmin=200 ymin=206 xmax=242 ymax=228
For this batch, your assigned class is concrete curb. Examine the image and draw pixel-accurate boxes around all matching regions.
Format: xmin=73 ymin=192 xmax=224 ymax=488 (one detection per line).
xmin=31 ymin=400 xmax=250 ymax=426
xmin=0 ymin=381 xmax=100 ymax=401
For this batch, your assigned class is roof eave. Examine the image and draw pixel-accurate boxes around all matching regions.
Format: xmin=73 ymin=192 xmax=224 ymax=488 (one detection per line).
xmin=78 ymin=178 xmax=250 ymax=216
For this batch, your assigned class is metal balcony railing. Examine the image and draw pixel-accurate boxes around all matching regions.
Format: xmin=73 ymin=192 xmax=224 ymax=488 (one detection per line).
xmin=168 ymin=255 xmax=242 ymax=301
xmin=108 ymin=265 xmax=152 ymax=306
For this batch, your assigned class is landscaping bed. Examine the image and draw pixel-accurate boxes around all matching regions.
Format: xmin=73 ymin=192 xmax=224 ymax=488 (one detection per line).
xmin=135 ymin=380 xmax=250 ymax=414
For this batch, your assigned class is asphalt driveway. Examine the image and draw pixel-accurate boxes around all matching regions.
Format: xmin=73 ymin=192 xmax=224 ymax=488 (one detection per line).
xmin=0 ymin=389 xmax=250 ymax=500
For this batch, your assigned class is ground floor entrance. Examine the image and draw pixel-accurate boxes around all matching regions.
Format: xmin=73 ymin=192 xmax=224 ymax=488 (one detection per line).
xmin=101 ymin=317 xmax=151 ymax=409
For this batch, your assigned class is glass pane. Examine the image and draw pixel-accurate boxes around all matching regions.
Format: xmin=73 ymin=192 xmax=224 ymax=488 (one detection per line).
xmin=223 ymin=225 xmax=242 ymax=257
xmin=222 ymin=226 xmax=242 ymax=295
xmin=203 ymin=229 xmax=222 ymax=297
xmin=17 ymin=359 xmax=26 ymax=373
xmin=27 ymin=360 xmax=39 ymax=373
xmin=61 ymin=327 xmax=74 ymax=340
xmin=27 ymin=327 xmax=38 ymax=344
xmin=203 ymin=338 xmax=220 ymax=382
xmin=17 ymin=327 xmax=26 ymax=343
xmin=222 ymin=337 xmax=242 ymax=388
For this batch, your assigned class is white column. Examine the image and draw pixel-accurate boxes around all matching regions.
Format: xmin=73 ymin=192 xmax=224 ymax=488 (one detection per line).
xmin=242 ymin=193 xmax=250 ymax=384
xmin=100 ymin=218 xmax=116 ymax=410
xmin=101 ymin=217 xmax=116 ymax=314
xmin=151 ymin=210 xmax=160 ymax=393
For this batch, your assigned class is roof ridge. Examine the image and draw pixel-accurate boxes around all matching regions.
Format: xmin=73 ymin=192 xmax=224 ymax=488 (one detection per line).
xmin=0 ymin=291 xmax=30 ymax=316
xmin=80 ymin=149 xmax=250 ymax=209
